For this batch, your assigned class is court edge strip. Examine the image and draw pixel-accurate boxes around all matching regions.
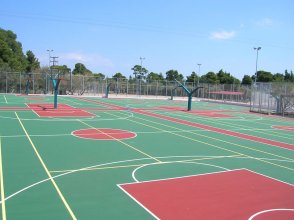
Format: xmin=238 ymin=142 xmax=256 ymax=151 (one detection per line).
xmin=15 ymin=112 xmax=77 ymax=220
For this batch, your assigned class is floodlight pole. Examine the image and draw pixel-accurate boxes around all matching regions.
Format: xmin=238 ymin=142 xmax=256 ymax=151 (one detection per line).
xmin=197 ymin=64 xmax=201 ymax=97
xmin=46 ymin=49 xmax=53 ymax=68
xmin=139 ymin=57 xmax=145 ymax=96
xmin=197 ymin=64 xmax=201 ymax=85
xmin=254 ymin=47 xmax=261 ymax=84
xmin=46 ymin=49 xmax=53 ymax=94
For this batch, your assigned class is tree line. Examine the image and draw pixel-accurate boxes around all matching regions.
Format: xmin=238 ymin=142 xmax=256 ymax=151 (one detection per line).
xmin=1 ymin=28 xmax=293 ymax=85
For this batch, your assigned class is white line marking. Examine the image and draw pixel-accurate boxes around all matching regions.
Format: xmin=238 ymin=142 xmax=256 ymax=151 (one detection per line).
xmin=15 ymin=112 xmax=77 ymax=220
xmin=0 ymin=137 xmax=6 ymax=220
xmin=117 ymin=184 xmax=160 ymax=220
xmin=0 ymin=110 xmax=132 ymax=121
xmin=131 ymin=163 xmax=231 ymax=184
xmin=248 ymin=208 xmax=294 ymax=220
xmin=0 ymin=157 xmax=153 ymax=204
xmin=2 ymin=155 xmax=294 ymax=205
xmin=243 ymin=168 xmax=294 ymax=187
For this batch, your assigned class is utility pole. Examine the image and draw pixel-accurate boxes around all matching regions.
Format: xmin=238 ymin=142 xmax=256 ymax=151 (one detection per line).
xmin=197 ymin=64 xmax=201 ymax=97
xmin=254 ymin=47 xmax=261 ymax=84
xmin=139 ymin=57 xmax=145 ymax=96
xmin=50 ymin=56 xmax=59 ymax=67
xmin=140 ymin=57 xmax=145 ymax=76
xmin=46 ymin=49 xmax=53 ymax=94
xmin=197 ymin=64 xmax=201 ymax=85
xmin=46 ymin=49 xmax=53 ymax=68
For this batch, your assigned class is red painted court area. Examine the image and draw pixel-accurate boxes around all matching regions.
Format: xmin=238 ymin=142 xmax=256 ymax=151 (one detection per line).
xmin=134 ymin=109 xmax=294 ymax=150
xmin=72 ymin=128 xmax=136 ymax=140
xmin=158 ymin=106 xmax=234 ymax=118
xmin=120 ymin=169 xmax=294 ymax=220
xmin=273 ymin=126 xmax=294 ymax=131
xmin=27 ymin=103 xmax=95 ymax=117
xmin=209 ymin=91 xmax=244 ymax=95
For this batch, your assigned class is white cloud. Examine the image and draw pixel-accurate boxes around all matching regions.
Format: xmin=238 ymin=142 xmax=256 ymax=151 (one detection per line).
xmin=61 ymin=52 xmax=114 ymax=69
xmin=255 ymin=18 xmax=274 ymax=27
xmin=209 ymin=30 xmax=236 ymax=40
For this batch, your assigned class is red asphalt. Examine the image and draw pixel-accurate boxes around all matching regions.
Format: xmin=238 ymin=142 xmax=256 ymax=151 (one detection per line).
xmin=73 ymin=97 xmax=126 ymax=110
xmin=72 ymin=128 xmax=136 ymax=140
xmin=4 ymin=96 xmax=292 ymax=150
xmin=27 ymin=104 xmax=95 ymax=117
xmin=134 ymin=109 xmax=294 ymax=151
xmin=272 ymin=126 xmax=294 ymax=131
xmin=70 ymin=97 xmax=294 ymax=151
xmin=120 ymin=169 xmax=294 ymax=220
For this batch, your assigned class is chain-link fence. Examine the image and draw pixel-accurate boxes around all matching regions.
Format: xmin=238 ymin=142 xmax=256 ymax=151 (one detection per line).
xmin=0 ymin=71 xmax=251 ymax=102
xmin=250 ymin=82 xmax=294 ymax=117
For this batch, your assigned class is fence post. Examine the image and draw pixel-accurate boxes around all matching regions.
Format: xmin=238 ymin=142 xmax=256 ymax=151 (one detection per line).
xmin=70 ymin=71 xmax=72 ymax=94
xmin=33 ymin=73 xmax=35 ymax=94
xmin=126 ymin=79 xmax=129 ymax=96
xmin=19 ymin=72 xmax=21 ymax=94
xmin=165 ymin=80 xmax=168 ymax=97
xmin=82 ymin=75 xmax=84 ymax=92
xmin=156 ymin=80 xmax=159 ymax=98
xmin=6 ymin=72 xmax=8 ymax=93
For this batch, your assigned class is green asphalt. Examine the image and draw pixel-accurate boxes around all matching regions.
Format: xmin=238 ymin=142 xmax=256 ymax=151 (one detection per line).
xmin=0 ymin=94 xmax=293 ymax=219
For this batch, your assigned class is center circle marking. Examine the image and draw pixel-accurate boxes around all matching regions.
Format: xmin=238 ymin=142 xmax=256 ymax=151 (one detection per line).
xmin=272 ymin=125 xmax=294 ymax=131
xmin=72 ymin=128 xmax=137 ymax=140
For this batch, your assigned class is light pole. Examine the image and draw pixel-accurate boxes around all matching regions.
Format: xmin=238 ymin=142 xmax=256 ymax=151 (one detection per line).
xmin=197 ymin=64 xmax=201 ymax=97
xmin=139 ymin=57 xmax=145 ymax=96
xmin=46 ymin=49 xmax=53 ymax=68
xmin=197 ymin=64 xmax=201 ymax=85
xmin=46 ymin=49 xmax=53 ymax=94
xmin=254 ymin=47 xmax=261 ymax=84
xmin=140 ymin=57 xmax=145 ymax=74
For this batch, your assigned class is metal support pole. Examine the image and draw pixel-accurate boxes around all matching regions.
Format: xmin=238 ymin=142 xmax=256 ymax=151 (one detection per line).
xmin=254 ymin=47 xmax=261 ymax=84
xmin=19 ymin=73 xmax=21 ymax=94
xmin=197 ymin=64 xmax=201 ymax=97
xmin=126 ymin=79 xmax=129 ymax=96
xmin=5 ymin=72 xmax=8 ymax=93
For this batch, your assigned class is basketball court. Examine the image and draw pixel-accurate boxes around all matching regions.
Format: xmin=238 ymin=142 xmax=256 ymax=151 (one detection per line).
xmin=0 ymin=94 xmax=293 ymax=219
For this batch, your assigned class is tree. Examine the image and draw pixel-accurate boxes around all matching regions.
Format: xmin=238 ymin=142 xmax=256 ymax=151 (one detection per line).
xmin=165 ymin=69 xmax=184 ymax=81
xmin=0 ymin=28 xmax=27 ymax=71
xmin=112 ymin=72 xmax=126 ymax=79
xmin=94 ymin=73 xmax=105 ymax=79
xmin=216 ymin=69 xmax=239 ymax=84
xmin=186 ymin=71 xmax=199 ymax=84
xmin=273 ymin=73 xmax=284 ymax=82
xmin=25 ymin=50 xmax=40 ymax=73
xmin=72 ymin=63 xmax=92 ymax=75
xmin=131 ymin=65 xmax=148 ymax=79
xmin=284 ymin=70 xmax=294 ymax=82
xmin=241 ymin=75 xmax=252 ymax=85
xmin=257 ymin=70 xmax=273 ymax=82
xmin=51 ymin=65 xmax=71 ymax=74
xmin=201 ymin=71 xmax=218 ymax=84
xmin=216 ymin=69 xmax=226 ymax=84
xmin=146 ymin=72 xmax=164 ymax=81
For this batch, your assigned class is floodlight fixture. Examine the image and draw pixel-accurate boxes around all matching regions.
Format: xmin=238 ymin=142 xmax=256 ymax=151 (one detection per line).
xmin=253 ymin=47 xmax=261 ymax=84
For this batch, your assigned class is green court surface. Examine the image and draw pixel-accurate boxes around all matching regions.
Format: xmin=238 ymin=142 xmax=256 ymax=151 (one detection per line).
xmin=0 ymin=94 xmax=293 ymax=219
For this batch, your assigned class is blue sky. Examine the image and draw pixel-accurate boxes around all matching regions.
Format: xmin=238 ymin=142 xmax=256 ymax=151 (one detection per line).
xmin=1 ymin=0 xmax=293 ymax=79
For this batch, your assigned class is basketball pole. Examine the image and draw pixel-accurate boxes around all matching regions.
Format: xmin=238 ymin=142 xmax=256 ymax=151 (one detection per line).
xmin=51 ymin=76 xmax=61 ymax=109
xmin=174 ymin=79 xmax=203 ymax=111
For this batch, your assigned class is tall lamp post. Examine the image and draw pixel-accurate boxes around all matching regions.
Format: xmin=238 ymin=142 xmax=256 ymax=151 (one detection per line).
xmin=46 ymin=49 xmax=53 ymax=68
xmin=140 ymin=57 xmax=145 ymax=75
xmin=197 ymin=64 xmax=201 ymax=97
xmin=46 ymin=49 xmax=53 ymax=93
xmin=139 ymin=57 xmax=145 ymax=96
xmin=254 ymin=47 xmax=261 ymax=84
xmin=197 ymin=64 xmax=201 ymax=85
